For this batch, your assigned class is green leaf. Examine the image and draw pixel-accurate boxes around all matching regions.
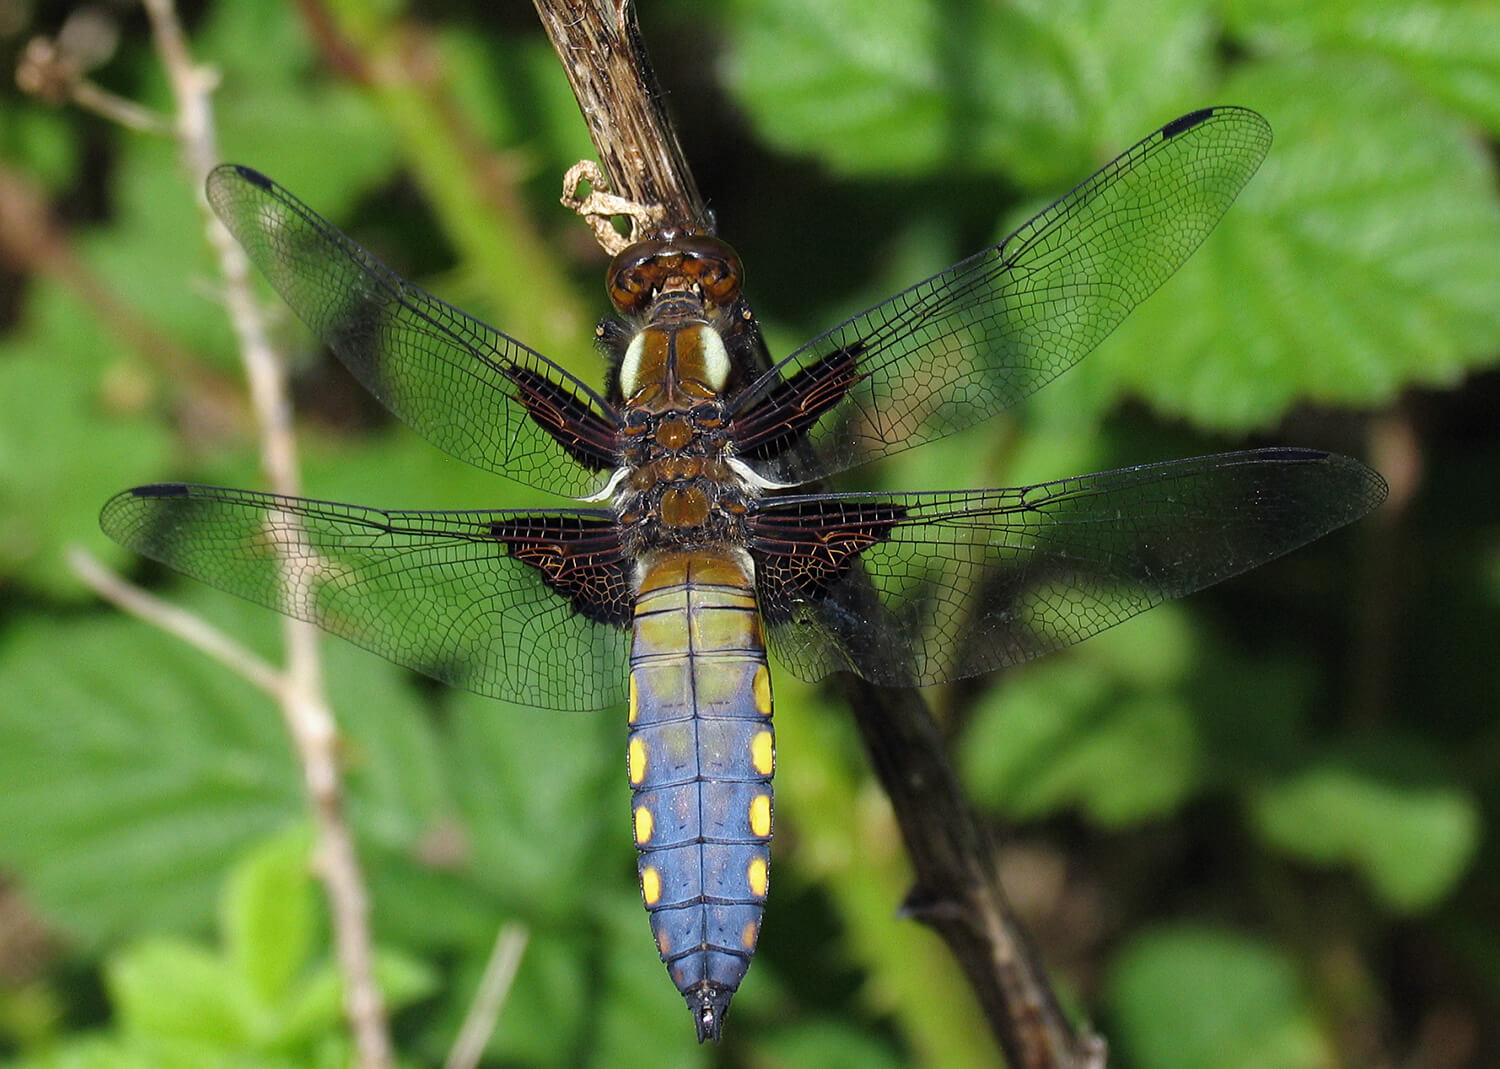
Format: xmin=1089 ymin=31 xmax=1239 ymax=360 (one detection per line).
xmin=441 ymin=688 xmax=622 ymax=920
xmin=485 ymin=933 xmax=593 ymax=1065
xmin=71 ymin=6 xmax=399 ymax=382
xmin=9 ymin=1033 xmax=308 ymax=1069
xmin=299 ymin=424 xmax=545 ymax=516
xmin=1249 ymin=757 xmax=1480 ymax=911
xmin=317 ymin=630 xmax=462 ymax=850
xmin=588 ymin=894 xmax=708 ymax=1069
xmin=724 ymin=0 xmax=950 ymax=177
xmin=11 ymin=822 xmax=429 ymax=1065
xmin=760 ymin=1018 xmax=907 ymax=1069
xmin=77 ymin=139 xmax=240 ymax=368
xmin=0 ymin=286 xmax=172 ymax=596
xmin=106 ymin=939 xmax=251 ymax=1045
xmin=371 ymin=948 xmax=438 ymax=1013
xmin=270 ymin=962 xmax=344 ymax=1048
xmin=722 ymin=0 xmax=1216 ymax=187
xmin=1224 ymin=0 xmax=1500 ymax=134
xmin=273 ymin=948 xmax=434 ymax=1048
xmin=1107 ymin=926 xmax=1332 ymax=1069
xmin=1095 ymin=57 xmax=1500 ymax=428
xmin=203 ymin=1 xmax=399 ymax=209
xmin=223 ymin=830 xmax=316 ymax=1004
xmin=0 ymin=613 xmax=299 ymax=946
xmin=0 ymin=979 xmax=65 ymax=1052
xmin=0 ymin=104 xmax=80 ymax=190
xmin=960 ymin=608 xmax=1200 ymax=825
xmin=79 ymin=46 xmax=398 ymax=372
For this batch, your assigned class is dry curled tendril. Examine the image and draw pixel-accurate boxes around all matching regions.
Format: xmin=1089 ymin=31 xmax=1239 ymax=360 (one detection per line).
xmin=560 ymin=160 xmax=666 ymax=255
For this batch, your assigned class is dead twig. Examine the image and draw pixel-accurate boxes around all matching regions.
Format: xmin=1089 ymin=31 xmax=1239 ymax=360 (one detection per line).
xmin=15 ymin=11 xmax=170 ymax=134
xmin=60 ymin=3 xmax=398 ymax=1064
xmin=69 ymin=548 xmax=281 ymax=696
xmin=444 ymin=924 xmax=530 ymax=1069
xmin=559 ymin=159 xmax=665 ymax=254
xmin=534 ymin=0 xmax=707 ymax=239
xmin=531 ymin=1 xmax=1105 ymax=1065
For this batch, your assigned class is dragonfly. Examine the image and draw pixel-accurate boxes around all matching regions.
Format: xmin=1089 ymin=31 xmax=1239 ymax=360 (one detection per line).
xmin=101 ymin=106 xmax=1386 ymax=1041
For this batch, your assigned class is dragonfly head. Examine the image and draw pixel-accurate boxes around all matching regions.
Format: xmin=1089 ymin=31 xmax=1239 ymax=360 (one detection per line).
xmin=607 ymin=232 xmax=743 ymax=315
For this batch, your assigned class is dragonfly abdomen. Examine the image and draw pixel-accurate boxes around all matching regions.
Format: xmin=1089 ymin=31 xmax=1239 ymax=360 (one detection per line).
xmin=627 ymin=547 xmax=775 ymax=1042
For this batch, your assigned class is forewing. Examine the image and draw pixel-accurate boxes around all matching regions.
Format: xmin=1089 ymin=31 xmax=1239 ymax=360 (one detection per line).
xmin=100 ymin=485 xmax=631 ymax=709
xmin=754 ymin=449 xmax=1387 ymax=686
xmin=207 ymin=165 xmax=619 ymax=498
xmin=731 ymin=107 xmax=1273 ymax=483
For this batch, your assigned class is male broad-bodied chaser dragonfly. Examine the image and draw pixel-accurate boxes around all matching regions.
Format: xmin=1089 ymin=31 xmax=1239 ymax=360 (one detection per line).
xmin=102 ymin=106 xmax=1386 ymax=1041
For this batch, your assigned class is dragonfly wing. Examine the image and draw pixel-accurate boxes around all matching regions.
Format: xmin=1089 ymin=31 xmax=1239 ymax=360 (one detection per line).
xmin=731 ymin=107 xmax=1273 ymax=483
xmin=752 ymin=449 xmax=1387 ymax=686
xmin=100 ymin=485 xmax=631 ymax=709
xmin=207 ymin=165 xmax=619 ymax=499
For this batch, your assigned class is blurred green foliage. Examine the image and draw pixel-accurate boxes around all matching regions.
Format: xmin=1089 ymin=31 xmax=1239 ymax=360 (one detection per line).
xmin=7 ymin=831 xmax=434 ymax=1067
xmin=0 ymin=1 xmax=1497 ymax=1067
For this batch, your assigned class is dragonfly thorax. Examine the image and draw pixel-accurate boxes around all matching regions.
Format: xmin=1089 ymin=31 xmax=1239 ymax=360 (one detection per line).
xmin=614 ymin=402 xmax=754 ymax=554
xmin=618 ymin=321 xmax=732 ymax=404
xmin=611 ymin=306 xmax=755 ymax=553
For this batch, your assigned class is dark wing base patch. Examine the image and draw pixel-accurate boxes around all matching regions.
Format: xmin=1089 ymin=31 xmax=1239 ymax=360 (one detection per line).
xmin=731 ymin=344 xmax=863 ymax=463
xmin=501 ymin=365 xmax=620 ymax=471
xmin=490 ymin=515 xmax=633 ymax=626
xmin=749 ymin=498 xmax=907 ymax=619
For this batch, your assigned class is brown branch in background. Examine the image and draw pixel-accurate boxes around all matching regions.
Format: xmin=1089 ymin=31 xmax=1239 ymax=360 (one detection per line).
xmin=0 ymin=164 xmax=230 ymax=403
xmin=444 ymin=923 xmax=530 ymax=1069
xmin=69 ymin=548 xmax=282 ymax=697
xmin=842 ymin=678 xmax=1106 ymax=1069
xmin=531 ymin=2 xmax=1105 ymax=1065
xmin=15 ymin=12 xmax=170 ymax=134
xmin=131 ymin=3 xmax=395 ymax=1066
xmin=1348 ymin=408 xmax=1418 ymax=730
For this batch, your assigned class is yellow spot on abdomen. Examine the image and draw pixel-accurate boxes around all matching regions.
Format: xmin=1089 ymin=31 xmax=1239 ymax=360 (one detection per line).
xmin=749 ymin=793 xmax=772 ymax=838
xmin=751 ymin=729 xmax=774 ymax=776
xmin=628 ymin=737 xmax=647 ymax=785
xmin=627 ymin=673 xmax=638 ymax=724
xmin=747 ymin=856 xmax=768 ymax=898
xmin=741 ymin=920 xmax=759 ymax=950
xmin=634 ymin=805 xmax=654 ymax=845
xmin=752 ymin=665 xmax=772 ymax=717
xmin=641 ymin=865 xmax=662 ymax=906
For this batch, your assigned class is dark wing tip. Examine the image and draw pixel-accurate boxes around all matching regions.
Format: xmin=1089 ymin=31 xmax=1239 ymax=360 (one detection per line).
xmin=1158 ymin=105 xmax=1271 ymax=144
xmin=1229 ymin=448 xmax=1389 ymax=513
xmin=100 ymin=484 xmax=191 ymax=539
xmin=1247 ymin=447 xmax=1390 ymax=518
xmin=1336 ymin=454 xmax=1391 ymax=513
xmin=1160 ymin=107 xmax=1217 ymax=138
xmin=205 ymin=164 xmax=272 ymax=198
xmin=230 ymin=164 xmax=273 ymax=189
xmin=129 ymin=483 xmax=191 ymax=498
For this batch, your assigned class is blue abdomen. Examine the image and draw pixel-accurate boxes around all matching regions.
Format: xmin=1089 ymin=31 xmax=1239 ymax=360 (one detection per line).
xmin=627 ymin=548 xmax=774 ymax=1042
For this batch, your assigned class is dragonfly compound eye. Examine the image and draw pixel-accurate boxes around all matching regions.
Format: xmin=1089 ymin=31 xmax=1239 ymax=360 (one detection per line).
xmin=672 ymin=235 xmax=743 ymax=308
xmin=607 ymin=234 xmax=744 ymax=314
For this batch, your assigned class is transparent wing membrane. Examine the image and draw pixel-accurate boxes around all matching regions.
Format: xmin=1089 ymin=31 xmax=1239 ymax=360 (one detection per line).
xmin=207 ymin=165 xmax=619 ymax=499
xmin=101 ymin=484 xmax=630 ymax=709
xmin=757 ymin=449 xmax=1387 ymax=685
xmin=733 ymin=107 xmax=1273 ymax=484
